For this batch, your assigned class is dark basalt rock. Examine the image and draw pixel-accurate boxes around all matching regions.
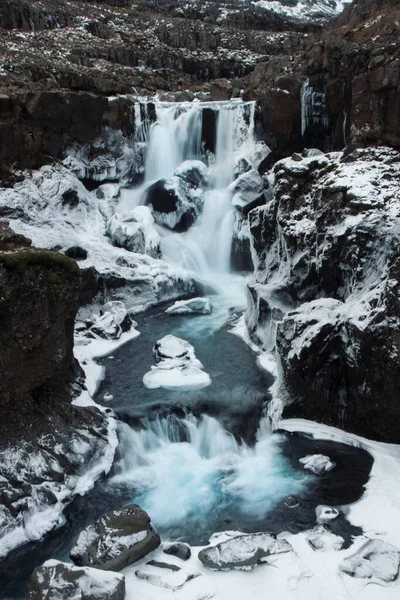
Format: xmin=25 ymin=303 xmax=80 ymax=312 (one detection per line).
xmin=64 ymin=245 xmax=88 ymax=260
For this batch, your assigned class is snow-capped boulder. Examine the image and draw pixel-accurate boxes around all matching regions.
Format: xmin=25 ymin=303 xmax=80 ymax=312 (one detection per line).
xmin=252 ymin=142 xmax=272 ymax=172
xmin=229 ymin=169 xmax=265 ymax=215
xmin=88 ymin=301 xmax=134 ymax=340
xmin=316 ymin=505 xmax=339 ymax=524
xmin=106 ymin=206 xmax=161 ymax=258
xmin=306 ymin=526 xmax=344 ymax=552
xmin=198 ymin=533 xmax=292 ymax=571
xmin=165 ymin=297 xmax=211 ymax=315
xmin=143 ymin=334 xmax=211 ymax=390
xmin=174 ymin=160 xmax=207 ymax=186
xmin=299 ymin=454 xmax=335 ymax=475
xmin=340 ymin=539 xmax=400 ymax=583
xmin=27 ymin=560 xmax=125 ymax=600
xmin=145 ymin=176 xmax=203 ymax=232
xmin=70 ymin=504 xmax=161 ymax=571
xmin=163 ymin=542 xmax=191 ymax=561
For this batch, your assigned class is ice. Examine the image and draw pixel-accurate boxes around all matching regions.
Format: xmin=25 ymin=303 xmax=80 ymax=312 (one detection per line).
xmin=299 ymin=454 xmax=335 ymax=475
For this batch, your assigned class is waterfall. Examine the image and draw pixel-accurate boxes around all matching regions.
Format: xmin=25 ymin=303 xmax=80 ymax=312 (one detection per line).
xmin=122 ymin=100 xmax=256 ymax=281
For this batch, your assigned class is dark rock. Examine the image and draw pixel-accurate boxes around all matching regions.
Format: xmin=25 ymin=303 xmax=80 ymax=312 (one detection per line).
xmin=163 ymin=542 xmax=191 ymax=561
xmin=61 ymin=189 xmax=79 ymax=207
xmin=64 ymin=246 xmax=88 ymax=260
xmin=147 ymin=560 xmax=181 ymax=571
xmin=145 ymin=177 xmax=203 ymax=232
xmin=70 ymin=504 xmax=161 ymax=571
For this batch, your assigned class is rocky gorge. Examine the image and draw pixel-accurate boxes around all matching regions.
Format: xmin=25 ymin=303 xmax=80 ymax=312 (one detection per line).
xmin=0 ymin=0 xmax=400 ymax=599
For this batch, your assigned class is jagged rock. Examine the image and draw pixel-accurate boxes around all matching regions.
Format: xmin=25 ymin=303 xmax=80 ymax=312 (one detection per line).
xmin=106 ymin=206 xmax=161 ymax=258
xmin=143 ymin=334 xmax=211 ymax=390
xmin=165 ymin=297 xmax=211 ymax=315
xmin=89 ymin=301 xmax=134 ymax=340
xmin=198 ymin=533 xmax=292 ymax=571
xmin=163 ymin=542 xmax=191 ymax=561
xmin=145 ymin=177 xmax=203 ymax=232
xmin=316 ymin=506 xmax=339 ymax=524
xmin=299 ymin=454 xmax=335 ymax=475
xmin=229 ymin=169 xmax=264 ymax=215
xmin=70 ymin=504 xmax=161 ymax=571
xmin=340 ymin=539 xmax=400 ymax=582
xmin=27 ymin=560 xmax=126 ymax=600
xmin=306 ymin=526 xmax=344 ymax=551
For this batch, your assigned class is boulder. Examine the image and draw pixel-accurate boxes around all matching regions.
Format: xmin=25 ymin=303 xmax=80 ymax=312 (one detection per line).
xmin=89 ymin=301 xmax=134 ymax=340
xmin=306 ymin=526 xmax=344 ymax=552
xmin=27 ymin=560 xmax=126 ymax=600
xmin=198 ymin=533 xmax=292 ymax=571
xmin=64 ymin=246 xmax=88 ymax=260
xmin=299 ymin=454 xmax=335 ymax=475
xmin=340 ymin=539 xmax=400 ymax=583
xmin=106 ymin=206 xmax=161 ymax=258
xmin=70 ymin=504 xmax=161 ymax=571
xmin=143 ymin=334 xmax=211 ymax=391
xmin=165 ymin=297 xmax=211 ymax=316
xmin=229 ymin=169 xmax=265 ymax=215
xmin=144 ymin=177 xmax=203 ymax=232
xmin=316 ymin=505 xmax=339 ymax=524
xmin=163 ymin=542 xmax=191 ymax=561
xmin=174 ymin=160 xmax=207 ymax=187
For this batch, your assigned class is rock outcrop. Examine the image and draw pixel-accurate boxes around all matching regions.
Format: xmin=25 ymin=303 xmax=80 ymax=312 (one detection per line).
xmin=248 ymin=148 xmax=400 ymax=442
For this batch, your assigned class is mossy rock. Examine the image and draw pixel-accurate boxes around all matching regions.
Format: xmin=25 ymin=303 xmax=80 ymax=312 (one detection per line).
xmin=0 ymin=249 xmax=79 ymax=277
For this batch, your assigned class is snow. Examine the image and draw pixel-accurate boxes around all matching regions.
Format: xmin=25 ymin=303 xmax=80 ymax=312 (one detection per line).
xmin=299 ymin=454 xmax=336 ymax=475
xmin=165 ymin=297 xmax=212 ymax=315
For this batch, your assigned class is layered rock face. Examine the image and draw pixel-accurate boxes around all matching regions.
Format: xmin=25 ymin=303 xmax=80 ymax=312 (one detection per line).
xmin=247 ymin=148 xmax=400 ymax=442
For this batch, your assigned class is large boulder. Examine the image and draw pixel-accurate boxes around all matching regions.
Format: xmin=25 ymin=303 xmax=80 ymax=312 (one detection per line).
xmin=198 ymin=533 xmax=292 ymax=571
xmin=70 ymin=504 xmax=161 ymax=571
xmin=27 ymin=560 xmax=126 ymax=600
xmin=165 ymin=297 xmax=211 ymax=315
xmin=106 ymin=206 xmax=161 ymax=258
xmin=340 ymin=539 xmax=400 ymax=583
xmin=174 ymin=160 xmax=207 ymax=187
xmin=229 ymin=169 xmax=265 ymax=215
xmin=144 ymin=177 xmax=203 ymax=232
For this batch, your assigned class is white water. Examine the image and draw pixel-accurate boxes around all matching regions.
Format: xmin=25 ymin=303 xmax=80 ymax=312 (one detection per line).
xmin=121 ymin=100 xmax=256 ymax=283
xmin=111 ymin=415 xmax=308 ymax=533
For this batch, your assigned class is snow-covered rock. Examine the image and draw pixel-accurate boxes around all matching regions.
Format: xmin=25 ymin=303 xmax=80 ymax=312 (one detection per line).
xmin=70 ymin=504 xmax=160 ymax=571
xmin=316 ymin=505 xmax=340 ymax=524
xmin=198 ymin=532 xmax=292 ymax=571
xmin=305 ymin=526 xmax=344 ymax=552
xmin=27 ymin=559 xmax=125 ymax=600
xmin=145 ymin=176 xmax=204 ymax=232
xmin=143 ymin=334 xmax=211 ymax=390
xmin=163 ymin=542 xmax=191 ymax=561
xmin=165 ymin=297 xmax=211 ymax=315
xmin=340 ymin=539 xmax=400 ymax=582
xmin=299 ymin=454 xmax=335 ymax=475
xmin=174 ymin=160 xmax=207 ymax=186
xmin=106 ymin=206 xmax=161 ymax=259
xmin=88 ymin=301 xmax=134 ymax=340
xmin=229 ymin=169 xmax=264 ymax=214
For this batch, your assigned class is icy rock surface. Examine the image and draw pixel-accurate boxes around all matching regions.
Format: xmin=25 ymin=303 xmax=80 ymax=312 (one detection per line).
xmin=163 ymin=542 xmax=192 ymax=561
xmin=305 ymin=526 xmax=344 ymax=552
xmin=106 ymin=206 xmax=161 ymax=259
xmin=229 ymin=168 xmax=264 ymax=214
xmin=248 ymin=147 xmax=400 ymax=440
xmin=299 ymin=454 xmax=335 ymax=475
xmin=88 ymin=301 xmax=134 ymax=340
xmin=143 ymin=335 xmax=211 ymax=390
xmin=70 ymin=504 xmax=160 ymax=571
xmin=340 ymin=539 xmax=400 ymax=582
xmin=316 ymin=505 xmax=340 ymax=524
xmin=27 ymin=559 xmax=126 ymax=600
xmin=198 ymin=532 xmax=292 ymax=571
xmin=173 ymin=160 xmax=207 ymax=187
xmin=145 ymin=176 xmax=204 ymax=232
xmin=165 ymin=297 xmax=212 ymax=315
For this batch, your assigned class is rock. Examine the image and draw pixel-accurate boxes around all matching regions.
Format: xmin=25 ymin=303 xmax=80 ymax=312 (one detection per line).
xmin=299 ymin=454 xmax=335 ymax=475
xmin=306 ymin=526 xmax=344 ymax=551
xmin=70 ymin=504 xmax=161 ymax=571
xmin=64 ymin=246 xmax=88 ymax=260
xmin=210 ymin=79 xmax=233 ymax=101
xmin=198 ymin=533 xmax=292 ymax=571
xmin=147 ymin=560 xmax=180 ymax=571
xmin=106 ymin=206 xmax=161 ymax=258
xmin=163 ymin=542 xmax=191 ymax=561
xmin=27 ymin=559 xmax=126 ymax=600
xmin=89 ymin=301 xmax=133 ymax=340
xmin=174 ymin=160 xmax=207 ymax=187
xmin=145 ymin=177 xmax=203 ymax=232
xmin=165 ymin=297 xmax=212 ymax=315
xmin=143 ymin=334 xmax=211 ymax=391
xmin=316 ymin=506 xmax=339 ymax=524
xmin=229 ymin=169 xmax=265 ymax=215
xmin=340 ymin=539 xmax=400 ymax=582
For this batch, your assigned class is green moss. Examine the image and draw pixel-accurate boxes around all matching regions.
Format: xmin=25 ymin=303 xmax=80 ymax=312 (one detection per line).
xmin=0 ymin=249 xmax=79 ymax=278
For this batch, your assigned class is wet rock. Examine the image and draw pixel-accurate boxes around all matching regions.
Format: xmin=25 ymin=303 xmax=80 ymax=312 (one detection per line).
xmin=70 ymin=504 xmax=161 ymax=571
xmin=299 ymin=454 xmax=335 ymax=475
xmin=145 ymin=177 xmax=203 ymax=232
xmin=163 ymin=542 xmax=191 ymax=561
xmin=198 ymin=532 xmax=292 ymax=571
xmin=106 ymin=206 xmax=161 ymax=258
xmin=64 ymin=246 xmax=88 ymax=260
xmin=27 ymin=559 xmax=126 ymax=600
xmin=165 ymin=297 xmax=211 ymax=316
xmin=174 ymin=160 xmax=207 ymax=187
xmin=340 ymin=539 xmax=400 ymax=582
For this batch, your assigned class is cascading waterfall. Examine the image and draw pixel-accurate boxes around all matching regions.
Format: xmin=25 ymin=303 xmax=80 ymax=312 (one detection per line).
xmin=111 ymin=415 xmax=308 ymax=539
